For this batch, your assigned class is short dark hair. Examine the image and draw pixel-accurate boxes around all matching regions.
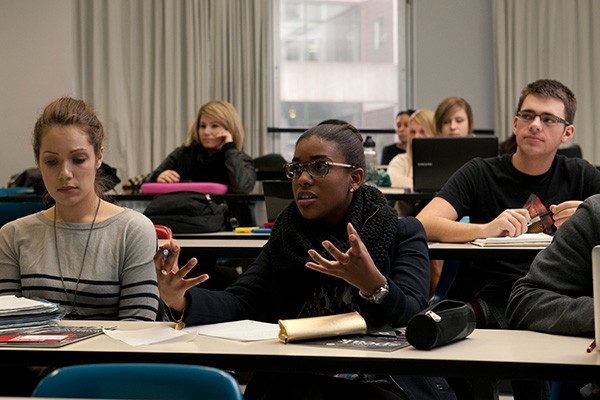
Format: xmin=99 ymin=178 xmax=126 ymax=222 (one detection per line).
xmin=396 ymin=109 xmax=416 ymax=118
xmin=318 ymin=119 xmax=349 ymax=126
xmin=516 ymin=79 xmax=577 ymax=124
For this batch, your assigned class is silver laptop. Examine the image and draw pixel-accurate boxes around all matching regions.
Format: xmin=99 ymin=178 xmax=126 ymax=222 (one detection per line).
xmin=412 ymin=136 xmax=499 ymax=193
xmin=262 ymin=180 xmax=294 ymax=222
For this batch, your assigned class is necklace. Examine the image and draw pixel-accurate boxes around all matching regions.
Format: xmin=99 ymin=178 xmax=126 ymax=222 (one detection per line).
xmin=53 ymin=198 xmax=101 ymax=319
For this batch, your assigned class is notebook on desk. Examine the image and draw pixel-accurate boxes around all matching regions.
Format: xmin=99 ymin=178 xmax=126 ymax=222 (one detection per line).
xmin=262 ymin=180 xmax=294 ymax=222
xmin=412 ymin=136 xmax=499 ymax=193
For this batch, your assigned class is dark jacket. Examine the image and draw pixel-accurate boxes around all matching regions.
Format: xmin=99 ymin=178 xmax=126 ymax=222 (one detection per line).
xmin=147 ymin=142 xmax=256 ymax=194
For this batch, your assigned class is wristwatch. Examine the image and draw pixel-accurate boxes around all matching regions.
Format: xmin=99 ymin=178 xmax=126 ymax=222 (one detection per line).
xmin=359 ymin=279 xmax=390 ymax=304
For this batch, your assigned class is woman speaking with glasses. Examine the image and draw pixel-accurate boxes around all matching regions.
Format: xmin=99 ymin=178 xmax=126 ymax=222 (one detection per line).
xmin=156 ymin=123 xmax=455 ymax=399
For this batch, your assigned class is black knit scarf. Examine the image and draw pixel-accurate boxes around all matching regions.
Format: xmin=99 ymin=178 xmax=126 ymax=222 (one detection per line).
xmin=264 ymin=185 xmax=398 ymax=287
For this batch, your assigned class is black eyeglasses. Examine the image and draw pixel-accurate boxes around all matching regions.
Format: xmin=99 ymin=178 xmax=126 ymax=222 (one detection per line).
xmin=284 ymin=160 xmax=356 ymax=179
xmin=516 ymin=111 xmax=571 ymax=127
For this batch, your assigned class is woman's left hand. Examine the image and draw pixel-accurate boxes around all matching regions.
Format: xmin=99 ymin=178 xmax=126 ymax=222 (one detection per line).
xmin=215 ymin=129 xmax=234 ymax=150
xmin=306 ymin=222 xmax=387 ymax=295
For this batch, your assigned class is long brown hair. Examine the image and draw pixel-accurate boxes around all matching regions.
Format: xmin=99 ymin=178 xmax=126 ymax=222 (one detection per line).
xmin=32 ymin=97 xmax=110 ymax=196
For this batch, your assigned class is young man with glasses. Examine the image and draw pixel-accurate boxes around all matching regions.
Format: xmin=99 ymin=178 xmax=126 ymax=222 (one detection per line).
xmin=416 ymin=79 xmax=600 ymax=399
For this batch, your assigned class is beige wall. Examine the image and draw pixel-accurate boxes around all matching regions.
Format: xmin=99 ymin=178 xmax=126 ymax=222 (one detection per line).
xmin=0 ymin=0 xmax=74 ymax=185
xmin=412 ymin=0 xmax=495 ymax=131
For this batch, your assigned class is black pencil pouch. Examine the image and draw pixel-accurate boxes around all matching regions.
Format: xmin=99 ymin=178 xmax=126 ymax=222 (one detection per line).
xmin=405 ymin=299 xmax=475 ymax=350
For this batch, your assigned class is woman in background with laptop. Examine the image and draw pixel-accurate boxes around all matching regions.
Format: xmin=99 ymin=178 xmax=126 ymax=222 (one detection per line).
xmin=156 ymin=123 xmax=456 ymax=399
xmin=146 ymin=100 xmax=256 ymax=194
xmin=434 ymin=96 xmax=474 ymax=137
xmin=386 ymin=109 xmax=437 ymax=192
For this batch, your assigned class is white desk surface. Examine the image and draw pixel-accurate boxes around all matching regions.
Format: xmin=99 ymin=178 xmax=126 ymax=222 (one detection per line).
xmin=166 ymin=236 xmax=545 ymax=251
xmin=4 ymin=321 xmax=597 ymax=380
xmin=162 ymin=237 xmax=546 ymax=260
xmin=3 ymin=320 xmax=598 ymax=400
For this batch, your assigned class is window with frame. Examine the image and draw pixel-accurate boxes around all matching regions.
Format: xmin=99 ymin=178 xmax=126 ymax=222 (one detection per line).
xmin=272 ymin=0 xmax=407 ymax=161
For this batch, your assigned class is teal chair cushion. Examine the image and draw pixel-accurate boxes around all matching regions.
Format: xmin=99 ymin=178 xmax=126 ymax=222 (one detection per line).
xmin=32 ymin=363 xmax=243 ymax=400
xmin=0 ymin=187 xmax=47 ymax=227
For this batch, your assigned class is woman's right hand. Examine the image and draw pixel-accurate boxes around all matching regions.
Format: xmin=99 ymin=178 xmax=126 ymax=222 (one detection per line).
xmin=157 ymin=170 xmax=181 ymax=183
xmin=154 ymin=239 xmax=208 ymax=313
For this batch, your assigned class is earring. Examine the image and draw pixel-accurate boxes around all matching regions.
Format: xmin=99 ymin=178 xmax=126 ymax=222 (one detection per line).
xmin=349 ymin=188 xmax=355 ymax=193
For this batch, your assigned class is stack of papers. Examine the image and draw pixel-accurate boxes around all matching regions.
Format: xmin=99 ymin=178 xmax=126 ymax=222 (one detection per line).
xmin=471 ymin=233 xmax=553 ymax=247
xmin=0 ymin=295 xmax=62 ymax=331
xmin=0 ymin=295 xmax=108 ymax=348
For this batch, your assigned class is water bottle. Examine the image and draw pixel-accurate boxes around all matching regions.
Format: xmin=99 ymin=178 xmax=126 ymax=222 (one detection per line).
xmin=363 ymin=136 xmax=378 ymax=186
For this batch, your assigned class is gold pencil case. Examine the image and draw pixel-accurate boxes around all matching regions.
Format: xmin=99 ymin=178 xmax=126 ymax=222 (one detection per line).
xmin=278 ymin=311 xmax=367 ymax=343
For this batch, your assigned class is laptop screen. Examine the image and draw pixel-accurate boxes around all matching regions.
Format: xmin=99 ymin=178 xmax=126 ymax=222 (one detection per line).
xmin=412 ymin=136 xmax=499 ymax=193
xmin=262 ymin=180 xmax=294 ymax=222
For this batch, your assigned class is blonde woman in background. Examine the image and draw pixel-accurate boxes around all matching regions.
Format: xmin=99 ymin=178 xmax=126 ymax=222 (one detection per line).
xmin=386 ymin=109 xmax=437 ymax=191
xmin=147 ymin=100 xmax=256 ymax=194
xmin=434 ymin=97 xmax=474 ymax=137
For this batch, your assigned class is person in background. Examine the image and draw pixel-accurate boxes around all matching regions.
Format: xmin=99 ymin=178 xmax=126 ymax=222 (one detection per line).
xmin=386 ymin=109 xmax=442 ymax=297
xmin=381 ymin=109 xmax=415 ymax=166
xmin=157 ymin=123 xmax=455 ymax=399
xmin=498 ymin=134 xmax=517 ymax=155
xmin=428 ymin=97 xmax=474 ymax=304
xmin=147 ymin=100 xmax=256 ymax=194
xmin=416 ymin=79 xmax=600 ymax=399
xmin=386 ymin=109 xmax=436 ymax=191
xmin=434 ymin=97 xmax=474 ymax=137
xmin=0 ymin=96 xmax=159 ymax=395
xmin=507 ymin=194 xmax=600 ymax=398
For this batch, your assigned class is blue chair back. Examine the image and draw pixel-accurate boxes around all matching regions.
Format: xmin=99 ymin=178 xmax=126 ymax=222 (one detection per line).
xmin=0 ymin=187 xmax=47 ymax=227
xmin=32 ymin=363 xmax=244 ymax=400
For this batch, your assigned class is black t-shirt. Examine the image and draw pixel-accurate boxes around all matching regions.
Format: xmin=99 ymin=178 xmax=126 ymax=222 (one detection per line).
xmin=437 ymin=154 xmax=600 ymax=305
xmin=381 ymin=144 xmax=406 ymax=166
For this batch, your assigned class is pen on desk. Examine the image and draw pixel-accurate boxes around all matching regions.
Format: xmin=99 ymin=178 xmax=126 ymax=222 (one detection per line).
xmin=587 ymin=340 xmax=596 ymax=353
xmin=235 ymin=227 xmax=260 ymax=233
xmin=527 ymin=210 xmax=554 ymax=226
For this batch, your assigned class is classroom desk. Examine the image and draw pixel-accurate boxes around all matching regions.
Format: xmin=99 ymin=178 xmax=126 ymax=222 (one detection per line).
xmin=427 ymin=242 xmax=546 ymax=260
xmin=167 ymin=236 xmax=547 ymax=261
xmin=162 ymin=238 xmax=268 ymax=258
xmin=0 ymin=186 xmax=432 ymax=229
xmin=0 ymin=187 xmax=433 ymax=204
xmin=2 ymin=320 xmax=598 ymax=400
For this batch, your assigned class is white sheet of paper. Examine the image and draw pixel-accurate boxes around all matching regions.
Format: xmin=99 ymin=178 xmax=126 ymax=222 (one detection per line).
xmin=185 ymin=320 xmax=279 ymax=341
xmin=0 ymin=295 xmax=54 ymax=311
xmin=102 ymin=326 xmax=195 ymax=346
xmin=471 ymin=232 xmax=553 ymax=247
